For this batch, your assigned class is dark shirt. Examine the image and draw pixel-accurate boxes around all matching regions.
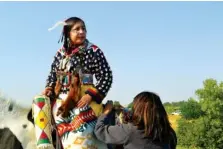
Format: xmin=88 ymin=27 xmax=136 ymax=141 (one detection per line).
xmin=45 ymin=41 xmax=113 ymax=104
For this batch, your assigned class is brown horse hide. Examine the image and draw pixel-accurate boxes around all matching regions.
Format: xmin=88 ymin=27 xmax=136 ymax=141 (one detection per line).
xmin=56 ymin=73 xmax=81 ymax=117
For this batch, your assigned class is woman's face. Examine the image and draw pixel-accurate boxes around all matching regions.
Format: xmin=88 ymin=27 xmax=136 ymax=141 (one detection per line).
xmin=69 ymin=21 xmax=86 ymax=45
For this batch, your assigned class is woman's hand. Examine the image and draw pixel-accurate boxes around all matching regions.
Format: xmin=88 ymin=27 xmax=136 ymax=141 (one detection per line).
xmin=77 ymin=94 xmax=92 ymax=107
xmin=103 ymin=100 xmax=113 ymax=115
xmin=42 ymin=87 xmax=53 ymax=97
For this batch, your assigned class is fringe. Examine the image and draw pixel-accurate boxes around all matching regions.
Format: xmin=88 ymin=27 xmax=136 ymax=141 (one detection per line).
xmin=37 ymin=144 xmax=55 ymax=149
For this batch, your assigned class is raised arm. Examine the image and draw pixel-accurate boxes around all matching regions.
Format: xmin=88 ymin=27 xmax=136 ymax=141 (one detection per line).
xmin=94 ymin=114 xmax=132 ymax=144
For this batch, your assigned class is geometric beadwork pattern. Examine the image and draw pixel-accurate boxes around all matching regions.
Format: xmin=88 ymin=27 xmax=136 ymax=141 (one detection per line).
xmin=73 ymin=137 xmax=85 ymax=145
xmin=37 ymin=131 xmax=50 ymax=145
xmin=53 ymin=100 xmax=108 ymax=149
xmin=35 ymin=97 xmax=46 ymax=109
xmin=35 ymin=110 xmax=49 ymax=130
xmin=33 ymin=95 xmax=54 ymax=149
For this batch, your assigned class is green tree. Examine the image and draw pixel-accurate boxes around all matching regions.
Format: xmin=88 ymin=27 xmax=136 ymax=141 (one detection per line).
xmin=180 ymin=98 xmax=203 ymax=119
xmin=177 ymin=118 xmax=204 ymax=148
xmin=163 ymin=101 xmax=185 ymax=114
xmin=164 ymin=105 xmax=175 ymax=114
xmin=195 ymin=79 xmax=223 ymax=149
xmin=177 ymin=78 xmax=223 ymax=149
xmin=127 ymin=102 xmax=133 ymax=109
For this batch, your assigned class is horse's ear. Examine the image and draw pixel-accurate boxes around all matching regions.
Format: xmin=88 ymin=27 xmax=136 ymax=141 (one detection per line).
xmin=8 ymin=103 xmax=13 ymax=111
xmin=27 ymin=108 xmax=34 ymax=125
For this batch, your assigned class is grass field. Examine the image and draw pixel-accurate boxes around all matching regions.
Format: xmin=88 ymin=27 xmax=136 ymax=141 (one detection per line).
xmin=168 ymin=114 xmax=187 ymax=149
xmin=168 ymin=114 xmax=181 ymax=131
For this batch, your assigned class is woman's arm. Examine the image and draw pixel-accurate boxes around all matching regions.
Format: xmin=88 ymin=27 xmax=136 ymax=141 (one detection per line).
xmin=85 ymin=45 xmax=113 ymax=104
xmin=94 ymin=114 xmax=132 ymax=144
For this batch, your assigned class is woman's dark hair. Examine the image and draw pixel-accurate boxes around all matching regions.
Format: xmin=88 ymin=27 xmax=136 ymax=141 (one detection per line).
xmin=59 ymin=17 xmax=86 ymax=50
xmin=132 ymin=91 xmax=173 ymax=143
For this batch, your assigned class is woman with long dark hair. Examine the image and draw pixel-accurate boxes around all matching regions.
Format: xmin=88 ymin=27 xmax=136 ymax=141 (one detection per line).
xmin=94 ymin=91 xmax=177 ymax=149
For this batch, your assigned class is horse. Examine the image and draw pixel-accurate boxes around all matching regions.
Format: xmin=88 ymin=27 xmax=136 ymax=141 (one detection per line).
xmin=0 ymin=90 xmax=128 ymax=149
xmin=0 ymin=96 xmax=36 ymax=149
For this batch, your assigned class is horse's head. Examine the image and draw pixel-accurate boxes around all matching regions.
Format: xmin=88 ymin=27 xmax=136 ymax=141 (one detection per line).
xmin=0 ymin=97 xmax=36 ymax=149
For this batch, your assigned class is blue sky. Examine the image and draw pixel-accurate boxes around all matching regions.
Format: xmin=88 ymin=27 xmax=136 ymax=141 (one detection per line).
xmin=0 ymin=2 xmax=223 ymax=107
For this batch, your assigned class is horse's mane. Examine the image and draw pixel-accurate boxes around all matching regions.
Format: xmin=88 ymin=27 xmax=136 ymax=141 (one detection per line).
xmin=0 ymin=93 xmax=30 ymax=121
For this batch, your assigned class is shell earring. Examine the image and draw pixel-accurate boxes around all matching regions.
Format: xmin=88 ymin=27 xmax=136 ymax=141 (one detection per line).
xmin=67 ymin=38 xmax=71 ymax=48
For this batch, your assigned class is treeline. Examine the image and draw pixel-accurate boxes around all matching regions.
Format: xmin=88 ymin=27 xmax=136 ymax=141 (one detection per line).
xmin=163 ymin=101 xmax=185 ymax=114
xmin=175 ymin=79 xmax=223 ymax=149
